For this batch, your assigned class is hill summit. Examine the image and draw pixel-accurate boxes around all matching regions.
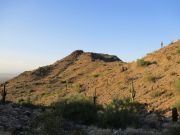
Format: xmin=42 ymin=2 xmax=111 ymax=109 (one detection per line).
xmin=66 ymin=50 xmax=122 ymax=62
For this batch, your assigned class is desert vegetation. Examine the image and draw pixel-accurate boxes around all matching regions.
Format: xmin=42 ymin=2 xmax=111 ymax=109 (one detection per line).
xmin=24 ymin=95 xmax=145 ymax=135
xmin=144 ymin=74 xmax=158 ymax=83
xmin=176 ymin=48 xmax=180 ymax=54
xmin=174 ymin=79 xmax=180 ymax=92
xmin=137 ymin=59 xmax=151 ymax=67
xmin=174 ymin=100 xmax=180 ymax=111
xmin=23 ymin=94 xmax=180 ymax=135
xmin=150 ymin=90 xmax=164 ymax=98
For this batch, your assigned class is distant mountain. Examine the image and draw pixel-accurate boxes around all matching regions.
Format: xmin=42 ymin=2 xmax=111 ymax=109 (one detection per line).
xmin=0 ymin=73 xmax=17 ymax=83
xmin=4 ymin=40 xmax=180 ymax=116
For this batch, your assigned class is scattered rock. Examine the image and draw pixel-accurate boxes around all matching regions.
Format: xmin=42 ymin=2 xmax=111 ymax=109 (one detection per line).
xmin=90 ymin=52 xmax=122 ymax=62
xmin=0 ymin=103 xmax=42 ymax=135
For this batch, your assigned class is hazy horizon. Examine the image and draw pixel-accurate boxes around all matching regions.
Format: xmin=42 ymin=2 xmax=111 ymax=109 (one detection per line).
xmin=1 ymin=0 xmax=180 ymax=73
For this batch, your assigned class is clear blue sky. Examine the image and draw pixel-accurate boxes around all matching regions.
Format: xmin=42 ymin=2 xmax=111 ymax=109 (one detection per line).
xmin=0 ymin=0 xmax=180 ymax=73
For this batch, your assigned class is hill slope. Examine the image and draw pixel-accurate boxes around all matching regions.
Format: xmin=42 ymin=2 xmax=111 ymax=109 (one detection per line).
xmin=3 ymin=40 xmax=180 ymax=116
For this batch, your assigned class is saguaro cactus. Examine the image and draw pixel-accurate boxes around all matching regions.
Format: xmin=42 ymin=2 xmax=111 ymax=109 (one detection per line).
xmin=93 ymin=88 xmax=97 ymax=105
xmin=129 ymin=81 xmax=136 ymax=101
xmin=65 ymin=81 xmax=68 ymax=91
xmin=161 ymin=41 xmax=164 ymax=48
xmin=172 ymin=107 xmax=178 ymax=122
xmin=1 ymin=82 xmax=8 ymax=104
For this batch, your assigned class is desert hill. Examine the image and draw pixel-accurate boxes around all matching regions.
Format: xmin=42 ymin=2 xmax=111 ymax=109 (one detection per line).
xmin=3 ymin=40 xmax=180 ymax=116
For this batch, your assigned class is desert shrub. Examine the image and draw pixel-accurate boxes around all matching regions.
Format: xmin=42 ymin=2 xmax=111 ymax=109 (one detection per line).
xmin=170 ymin=72 xmax=177 ymax=76
xmin=26 ymin=95 xmax=146 ymax=134
xmin=98 ymin=98 xmax=143 ymax=129
xmin=74 ymin=83 xmax=83 ymax=93
xmin=92 ymin=73 xmax=100 ymax=78
xmin=174 ymin=100 xmax=180 ymax=111
xmin=26 ymin=112 xmax=64 ymax=135
xmin=150 ymin=90 xmax=164 ymax=98
xmin=17 ymin=97 xmax=44 ymax=109
xmin=52 ymin=95 xmax=144 ymax=129
xmin=144 ymin=75 xmax=157 ymax=83
xmin=18 ymin=98 xmax=25 ymax=103
xmin=137 ymin=59 xmax=150 ymax=67
xmin=20 ymin=102 xmax=44 ymax=109
xmin=29 ymin=113 xmax=63 ymax=135
xmin=61 ymin=80 xmax=67 ymax=83
xmin=174 ymin=79 xmax=180 ymax=92
xmin=176 ymin=48 xmax=180 ymax=54
xmin=18 ymin=97 xmax=34 ymax=108
xmin=52 ymin=95 xmax=101 ymax=125
xmin=26 ymin=106 xmax=86 ymax=135
xmin=32 ymin=66 xmax=51 ymax=77
xmin=166 ymin=56 xmax=172 ymax=60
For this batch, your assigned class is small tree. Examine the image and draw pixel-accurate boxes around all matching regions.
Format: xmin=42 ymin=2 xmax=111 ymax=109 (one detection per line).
xmin=137 ymin=59 xmax=150 ymax=67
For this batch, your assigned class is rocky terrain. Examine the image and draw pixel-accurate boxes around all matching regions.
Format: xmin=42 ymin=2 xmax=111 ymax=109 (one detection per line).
xmin=0 ymin=103 xmax=45 ymax=135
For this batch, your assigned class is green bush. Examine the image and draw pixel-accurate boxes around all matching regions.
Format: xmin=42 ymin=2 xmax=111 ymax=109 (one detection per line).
xmin=98 ymin=98 xmax=143 ymax=129
xmin=174 ymin=80 xmax=180 ymax=92
xmin=176 ymin=48 xmax=180 ymax=54
xmin=18 ymin=97 xmax=35 ymax=109
xmin=137 ymin=59 xmax=150 ymax=67
xmin=26 ymin=111 xmax=87 ymax=135
xmin=18 ymin=97 xmax=45 ymax=109
xmin=32 ymin=66 xmax=51 ymax=77
xmin=144 ymin=75 xmax=157 ymax=83
xmin=150 ymin=90 xmax=164 ymax=98
xmin=74 ymin=83 xmax=83 ymax=93
xmin=52 ymin=95 xmax=101 ymax=125
xmin=174 ymin=100 xmax=180 ymax=111
xmin=26 ymin=95 xmax=145 ymax=133
xmin=52 ymin=95 xmax=143 ymax=129
xmin=27 ymin=112 xmax=64 ymax=135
